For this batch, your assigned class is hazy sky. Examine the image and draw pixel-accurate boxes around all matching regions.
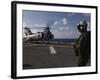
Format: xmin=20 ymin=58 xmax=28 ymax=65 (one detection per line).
xmin=22 ymin=10 xmax=91 ymax=39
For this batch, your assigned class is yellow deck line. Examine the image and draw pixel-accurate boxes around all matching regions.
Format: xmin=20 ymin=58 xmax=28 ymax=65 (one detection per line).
xmin=24 ymin=44 xmax=73 ymax=48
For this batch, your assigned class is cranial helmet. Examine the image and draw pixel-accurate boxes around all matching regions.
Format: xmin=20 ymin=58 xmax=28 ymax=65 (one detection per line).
xmin=77 ymin=21 xmax=88 ymax=30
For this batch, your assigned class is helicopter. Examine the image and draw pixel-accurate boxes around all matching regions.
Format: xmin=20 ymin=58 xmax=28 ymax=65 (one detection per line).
xmin=23 ymin=24 xmax=54 ymax=41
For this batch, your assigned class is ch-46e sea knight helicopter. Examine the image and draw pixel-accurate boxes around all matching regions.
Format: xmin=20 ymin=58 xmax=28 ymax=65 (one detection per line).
xmin=23 ymin=24 xmax=54 ymax=42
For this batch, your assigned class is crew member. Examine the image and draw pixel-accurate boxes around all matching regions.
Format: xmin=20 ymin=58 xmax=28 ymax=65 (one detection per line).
xmin=73 ymin=21 xmax=91 ymax=66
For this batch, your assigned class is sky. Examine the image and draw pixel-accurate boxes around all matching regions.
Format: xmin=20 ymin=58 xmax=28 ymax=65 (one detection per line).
xmin=22 ymin=10 xmax=91 ymax=39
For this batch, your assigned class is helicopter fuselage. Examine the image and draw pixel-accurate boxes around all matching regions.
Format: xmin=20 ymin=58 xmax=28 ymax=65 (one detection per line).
xmin=23 ymin=27 xmax=54 ymax=41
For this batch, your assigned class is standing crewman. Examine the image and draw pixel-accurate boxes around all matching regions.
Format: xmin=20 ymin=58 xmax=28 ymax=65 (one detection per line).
xmin=73 ymin=21 xmax=91 ymax=66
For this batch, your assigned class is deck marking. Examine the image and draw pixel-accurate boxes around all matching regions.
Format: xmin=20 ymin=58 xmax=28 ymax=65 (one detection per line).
xmin=49 ymin=46 xmax=56 ymax=54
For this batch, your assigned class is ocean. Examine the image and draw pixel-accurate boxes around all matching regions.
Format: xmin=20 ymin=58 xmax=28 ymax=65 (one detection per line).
xmin=50 ymin=39 xmax=77 ymax=43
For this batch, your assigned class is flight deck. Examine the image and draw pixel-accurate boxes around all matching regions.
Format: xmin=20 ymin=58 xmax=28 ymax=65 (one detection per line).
xmin=23 ymin=43 xmax=78 ymax=69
